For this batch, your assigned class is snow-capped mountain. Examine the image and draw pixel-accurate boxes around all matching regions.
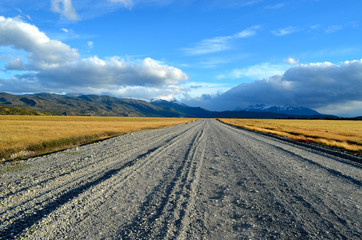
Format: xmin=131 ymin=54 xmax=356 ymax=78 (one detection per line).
xmin=243 ymin=104 xmax=321 ymax=116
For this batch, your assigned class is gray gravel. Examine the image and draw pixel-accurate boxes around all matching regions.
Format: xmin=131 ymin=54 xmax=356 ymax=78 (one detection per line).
xmin=0 ymin=119 xmax=361 ymax=239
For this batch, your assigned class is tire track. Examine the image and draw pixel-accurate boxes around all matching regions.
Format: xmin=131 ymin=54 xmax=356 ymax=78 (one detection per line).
xmin=118 ymin=121 xmax=206 ymax=239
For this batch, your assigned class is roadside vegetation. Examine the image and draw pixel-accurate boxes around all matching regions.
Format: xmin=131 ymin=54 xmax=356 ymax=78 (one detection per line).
xmin=219 ymin=118 xmax=362 ymax=153
xmin=0 ymin=115 xmax=196 ymax=162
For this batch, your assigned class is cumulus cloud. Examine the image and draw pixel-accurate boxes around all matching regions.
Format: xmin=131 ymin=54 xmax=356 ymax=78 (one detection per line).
xmin=185 ymin=60 xmax=362 ymax=116
xmin=2 ymin=59 xmax=188 ymax=100
xmin=108 ymin=85 xmax=185 ymax=101
xmin=0 ymin=16 xmax=189 ymax=100
xmin=36 ymin=56 xmax=188 ymax=89
xmin=0 ymin=16 xmax=79 ymax=69
xmin=1 ymin=56 xmax=189 ymax=100
xmin=51 ymin=0 xmax=78 ymax=20
xmin=182 ymin=26 xmax=260 ymax=56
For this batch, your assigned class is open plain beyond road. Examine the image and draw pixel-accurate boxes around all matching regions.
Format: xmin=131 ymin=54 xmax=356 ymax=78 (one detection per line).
xmin=1 ymin=119 xmax=361 ymax=239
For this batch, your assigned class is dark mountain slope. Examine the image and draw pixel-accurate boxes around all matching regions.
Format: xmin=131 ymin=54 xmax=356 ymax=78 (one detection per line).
xmin=0 ymin=92 xmax=339 ymax=118
xmin=243 ymin=104 xmax=321 ymax=116
xmin=0 ymin=92 xmax=181 ymax=117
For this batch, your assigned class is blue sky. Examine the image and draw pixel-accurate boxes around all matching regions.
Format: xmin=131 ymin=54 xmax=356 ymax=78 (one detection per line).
xmin=0 ymin=0 xmax=362 ymax=116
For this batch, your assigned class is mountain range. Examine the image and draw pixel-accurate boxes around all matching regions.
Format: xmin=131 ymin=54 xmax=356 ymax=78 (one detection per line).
xmin=0 ymin=92 xmax=338 ymax=119
xmin=242 ymin=104 xmax=320 ymax=116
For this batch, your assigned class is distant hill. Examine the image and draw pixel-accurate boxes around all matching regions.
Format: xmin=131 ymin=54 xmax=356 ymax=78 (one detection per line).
xmin=346 ymin=116 xmax=362 ymax=120
xmin=0 ymin=92 xmax=182 ymax=117
xmin=0 ymin=106 xmax=53 ymax=116
xmin=0 ymin=92 xmax=339 ymax=119
xmin=152 ymin=99 xmax=338 ymax=119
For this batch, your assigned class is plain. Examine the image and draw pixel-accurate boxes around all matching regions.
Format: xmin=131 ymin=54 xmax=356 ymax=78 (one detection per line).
xmin=0 ymin=116 xmax=195 ymax=162
xmin=219 ymin=118 xmax=362 ymax=152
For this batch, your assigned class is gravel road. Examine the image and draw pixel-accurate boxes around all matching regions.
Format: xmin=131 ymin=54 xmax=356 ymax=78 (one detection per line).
xmin=1 ymin=119 xmax=361 ymax=239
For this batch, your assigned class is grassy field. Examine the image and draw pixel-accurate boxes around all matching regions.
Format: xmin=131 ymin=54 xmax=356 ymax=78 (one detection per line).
xmin=0 ymin=106 xmax=53 ymax=116
xmin=219 ymin=118 xmax=362 ymax=153
xmin=0 ymin=116 xmax=196 ymax=162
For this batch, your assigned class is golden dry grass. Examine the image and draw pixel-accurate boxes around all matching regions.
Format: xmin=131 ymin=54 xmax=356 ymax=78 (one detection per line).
xmin=218 ymin=118 xmax=362 ymax=152
xmin=0 ymin=116 xmax=196 ymax=161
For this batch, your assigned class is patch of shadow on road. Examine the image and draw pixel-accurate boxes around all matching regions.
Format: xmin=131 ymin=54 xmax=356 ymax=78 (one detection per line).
xmin=0 ymin=146 xmax=160 ymax=240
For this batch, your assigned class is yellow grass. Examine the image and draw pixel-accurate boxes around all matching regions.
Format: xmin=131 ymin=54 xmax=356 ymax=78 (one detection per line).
xmin=0 ymin=115 xmax=196 ymax=162
xmin=218 ymin=118 xmax=362 ymax=153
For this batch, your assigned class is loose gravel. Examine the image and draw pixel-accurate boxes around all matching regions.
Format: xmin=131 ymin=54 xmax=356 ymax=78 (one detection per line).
xmin=0 ymin=119 xmax=361 ymax=239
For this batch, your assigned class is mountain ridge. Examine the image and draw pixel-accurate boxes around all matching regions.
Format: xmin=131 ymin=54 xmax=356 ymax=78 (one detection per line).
xmin=242 ymin=104 xmax=321 ymax=116
xmin=0 ymin=92 xmax=338 ymax=119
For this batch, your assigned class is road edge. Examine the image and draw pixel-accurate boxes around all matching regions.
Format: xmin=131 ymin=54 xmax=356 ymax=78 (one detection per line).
xmin=217 ymin=119 xmax=362 ymax=166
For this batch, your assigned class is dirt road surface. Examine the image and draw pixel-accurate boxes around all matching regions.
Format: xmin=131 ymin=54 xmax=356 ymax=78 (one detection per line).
xmin=1 ymin=119 xmax=361 ymax=239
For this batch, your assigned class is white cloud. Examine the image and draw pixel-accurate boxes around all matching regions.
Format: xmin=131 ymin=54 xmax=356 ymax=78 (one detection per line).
xmin=36 ymin=56 xmax=188 ymax=88
xmin=15 ymin=8 xmax=32 ymax=20
xmin=0 ymin=16 xmax=189 ymax=100
xmin=0 ymin=16 xmax=79 ymax=69
xmin=110 ymin=85 xmax=184 ymax=101
xmin=271 ymin=26 xmax=299 ymax=36
xmin=234 ymin=25 xmax=260 ymax=38
xmin=179 ymin=82 xmax=230 ymax=99
xmin=182 ymin=26 xmax=260 ymax=56
xmin=87 ymin=41 xmax=94 ymax=48
xmin=61 ymin=28 xmax=69 ymax=33
xmin=184 ymin=60 xmax=362 ymax=116
xmin=217 ymin=62 xmax=290 ymax=80
xmin=182 ymin=36 xmax=232 ymax=56
xmin=51 ymin=0 xmax=78 ymax=20
xmin=2 ymin=56 xmax=189 ymax=100
xmin=284 ymin=57 xmax=299 ymax=64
